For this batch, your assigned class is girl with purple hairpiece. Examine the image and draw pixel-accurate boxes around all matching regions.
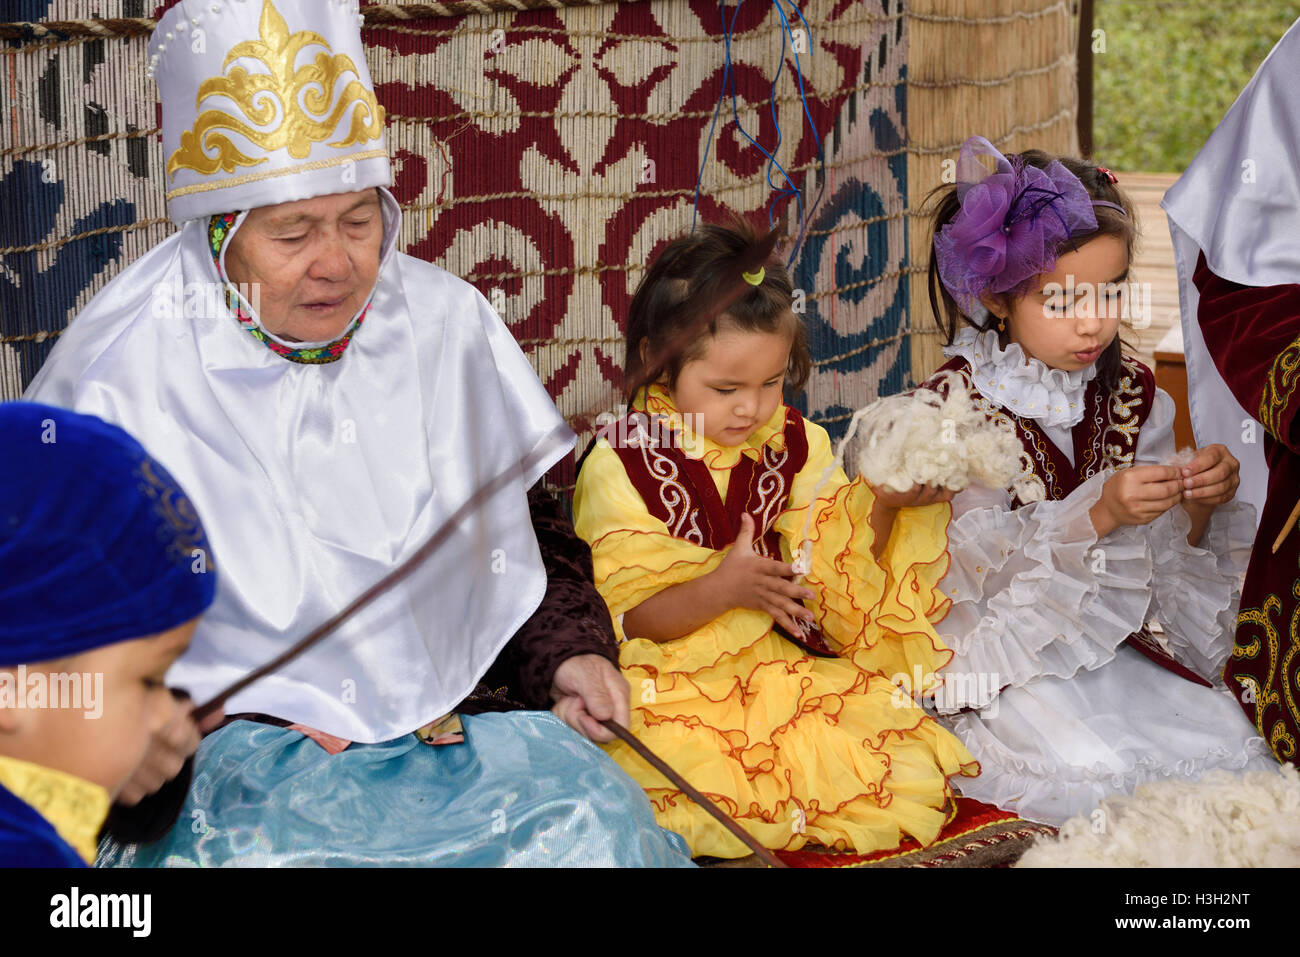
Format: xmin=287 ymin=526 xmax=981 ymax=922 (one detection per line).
xmin=918 ymin=137 xmax=1273 ymax=826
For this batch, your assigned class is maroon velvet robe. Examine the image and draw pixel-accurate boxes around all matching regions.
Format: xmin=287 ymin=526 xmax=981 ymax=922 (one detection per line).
xmin=1194 ymin=251 xmax=1300 ymax=763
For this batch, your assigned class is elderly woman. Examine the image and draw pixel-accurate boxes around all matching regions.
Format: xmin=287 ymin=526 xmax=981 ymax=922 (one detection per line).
xmin=26 ymin=0 xmax=691 ymax=867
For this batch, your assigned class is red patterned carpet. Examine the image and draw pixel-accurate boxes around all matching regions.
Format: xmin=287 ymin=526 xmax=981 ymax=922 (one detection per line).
xmin=703 ymin=797 xmax=1057 ymax=868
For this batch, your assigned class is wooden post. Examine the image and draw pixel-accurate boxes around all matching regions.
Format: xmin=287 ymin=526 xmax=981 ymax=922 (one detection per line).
xmin=1077 ymin=0 xmax=1095 ymax=158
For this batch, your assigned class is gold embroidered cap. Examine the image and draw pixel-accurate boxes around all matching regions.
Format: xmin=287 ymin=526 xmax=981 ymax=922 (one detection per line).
xmin=150 ymin=0 xmax=392 ymax=224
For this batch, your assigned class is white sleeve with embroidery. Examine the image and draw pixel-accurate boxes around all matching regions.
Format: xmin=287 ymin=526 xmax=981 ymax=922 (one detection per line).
xmin=935 ymin=470 xmax=1154 ymax=711
xmin=1134 ymin=389 xmax=1257 ymax=684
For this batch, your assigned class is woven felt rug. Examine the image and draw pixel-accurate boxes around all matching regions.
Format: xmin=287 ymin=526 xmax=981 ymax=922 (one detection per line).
xmin=700 ymin=797 xmax=1057 ymax=868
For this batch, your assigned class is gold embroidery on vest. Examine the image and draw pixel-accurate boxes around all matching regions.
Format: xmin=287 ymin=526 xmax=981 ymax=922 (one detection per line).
xmin=1021 ymin=428 xmax=1060 ymax=498
xmin=1101 ymin=359 xmax=1143 ymax=469
xmin=1079 ymin=397 xmax=1103 ymax=477
xmin=167 ymin=0 xmax=385 ymax=179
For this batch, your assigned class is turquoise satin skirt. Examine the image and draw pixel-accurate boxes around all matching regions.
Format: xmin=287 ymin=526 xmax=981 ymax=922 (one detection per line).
xmin=97 ymin=712 xmax=694 ymax=867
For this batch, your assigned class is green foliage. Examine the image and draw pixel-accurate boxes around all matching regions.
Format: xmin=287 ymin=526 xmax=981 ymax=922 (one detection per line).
xmin=1092 ymin=0 xmax=1298 ymax=172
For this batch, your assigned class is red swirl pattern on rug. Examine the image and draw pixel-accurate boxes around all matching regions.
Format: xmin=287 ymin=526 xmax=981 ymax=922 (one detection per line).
xmin=368 ymin=0 xmax=872 ymax=484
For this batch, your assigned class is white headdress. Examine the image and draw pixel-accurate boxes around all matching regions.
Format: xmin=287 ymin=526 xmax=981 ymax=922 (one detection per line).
xmin=150 ymin=0 xmax=392 ymax=224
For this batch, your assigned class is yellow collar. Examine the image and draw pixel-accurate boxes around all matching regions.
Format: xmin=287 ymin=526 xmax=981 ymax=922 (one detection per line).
xmin=0 ymin=754 xmax=109 ymax=864
xmin=636 ymin=383 xmax=789 ymax=470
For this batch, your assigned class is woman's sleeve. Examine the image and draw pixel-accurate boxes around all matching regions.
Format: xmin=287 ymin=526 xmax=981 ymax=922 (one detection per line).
xmin=774 ymin=422 xmax=957 ymax=685
xmin=1135 ymin=388 xmax=1256 ymax=683
xmin=1194 ymin=253 xmax=1300 ymax=454
xmin=936 ymin=470 xmax=1154 ymax=710
xmin=478 ymin=483 xmax=622 ymax=710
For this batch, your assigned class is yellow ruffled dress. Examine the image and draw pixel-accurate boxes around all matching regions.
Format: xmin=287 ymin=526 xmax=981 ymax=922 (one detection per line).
xmin=573 ymin=385 xmax=979 ymax=858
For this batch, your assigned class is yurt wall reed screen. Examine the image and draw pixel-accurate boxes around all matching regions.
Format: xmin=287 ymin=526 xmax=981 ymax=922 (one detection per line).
xmin=0 ymin=0 xmax=1077 ymax=492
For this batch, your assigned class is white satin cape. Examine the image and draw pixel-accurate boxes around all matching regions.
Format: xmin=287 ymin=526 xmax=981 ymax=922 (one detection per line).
xmin=1162 ymin=16 xmax=1300 ymax=523
xmin=25 ymin=190 xmax=575 ymax=743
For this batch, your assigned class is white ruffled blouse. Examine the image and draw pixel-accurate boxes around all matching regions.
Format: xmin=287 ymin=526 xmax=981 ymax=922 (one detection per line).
xmin=935 ymin=327 xmax=1257 ymax=708
xmin=943 ymin=326 xmax=1098 ymax=429
xmin=930 ymin=327 xmax=1269 ymax=825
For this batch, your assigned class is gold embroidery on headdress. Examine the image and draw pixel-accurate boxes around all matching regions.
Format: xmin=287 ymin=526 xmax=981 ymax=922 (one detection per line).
xmin=167 ymin=0 xmax=385 ymax=180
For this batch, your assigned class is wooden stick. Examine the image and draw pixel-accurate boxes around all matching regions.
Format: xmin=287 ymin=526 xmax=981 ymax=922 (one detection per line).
xmin=1272 ymin=495 xmax=1300 ymax=554
xmin=601 ymin=718 xmax=787 ymax=868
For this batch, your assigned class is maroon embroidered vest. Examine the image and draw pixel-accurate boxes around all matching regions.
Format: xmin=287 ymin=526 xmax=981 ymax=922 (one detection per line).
xmin=924 ymin=354 xmax=1212 ymax=688
xmin=596 ymin=406 xmax=836 ymax=657
xmin=928 ymin=354 xmax=1157 ymax=504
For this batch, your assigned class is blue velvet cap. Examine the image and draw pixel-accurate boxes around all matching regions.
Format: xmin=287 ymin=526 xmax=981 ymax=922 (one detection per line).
xmin=0 ymin=402 xmax=217 ymax=666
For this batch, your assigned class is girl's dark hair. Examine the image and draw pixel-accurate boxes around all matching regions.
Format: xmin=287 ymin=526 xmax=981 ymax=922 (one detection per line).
xmin=925 ymin=150 xmax=1138 ymax=391
xmin=623 ymin=218 xmax=812 ymax=402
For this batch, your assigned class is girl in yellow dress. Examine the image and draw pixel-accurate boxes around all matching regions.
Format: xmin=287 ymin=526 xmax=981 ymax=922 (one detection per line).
xmin=573 ymin=222 xmax=979 ymax=858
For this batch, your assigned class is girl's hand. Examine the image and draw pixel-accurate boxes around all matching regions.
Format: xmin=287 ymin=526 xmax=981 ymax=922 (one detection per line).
xmin=871 ymin=483 xmax=956 ymax=509
xmin=1091 ymin=465 xmax=1182 ymax=536
xmin=865 ymin=483 xmax=954 ymax=559
xmin=715 ymin=513 xmax=815 ymax=636
xmin=1178 ymin=444 xmax=1240 ymax=509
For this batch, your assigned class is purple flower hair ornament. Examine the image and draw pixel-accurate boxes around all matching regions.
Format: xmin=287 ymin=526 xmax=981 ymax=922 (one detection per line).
xmin=934 ymin=136 xmax=1099 ymax=313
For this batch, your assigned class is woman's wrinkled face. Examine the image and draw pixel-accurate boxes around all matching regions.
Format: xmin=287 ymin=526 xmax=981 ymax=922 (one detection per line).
xmin=224 ymin=189 xmax=383 ymax=343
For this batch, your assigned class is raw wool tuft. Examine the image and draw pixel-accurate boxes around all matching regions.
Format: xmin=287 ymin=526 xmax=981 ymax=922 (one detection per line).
xmin=1166 ymin=446 xmax=1198 ymax=469
xmin=1015 ymin=764 xmax=1300 ymax=868
xmin=854 ymin=371 xmax=1043 ymax=503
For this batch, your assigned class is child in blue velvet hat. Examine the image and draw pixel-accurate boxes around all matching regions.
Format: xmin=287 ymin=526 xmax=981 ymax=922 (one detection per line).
xmin=0 ymin=402 xmax=216 ymax=865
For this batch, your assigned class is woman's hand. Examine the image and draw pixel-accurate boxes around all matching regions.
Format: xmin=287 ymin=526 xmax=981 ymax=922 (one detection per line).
xmin=116 ymin=692 xmax=220 ymax=806
xmin=713 ymin=513 xmax=815 ymax=635
xmin=1090 ymin=465 xmax=1183 ymax=537
xmin=551 ymin=654 xmax=630 ymax=744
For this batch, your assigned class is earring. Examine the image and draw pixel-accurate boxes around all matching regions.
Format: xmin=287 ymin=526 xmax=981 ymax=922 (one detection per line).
xmin=997 ymin=317 xmax=1006 ymax=333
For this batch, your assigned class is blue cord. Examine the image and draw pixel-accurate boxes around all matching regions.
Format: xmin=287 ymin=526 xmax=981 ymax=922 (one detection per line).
xmin=779 ymin=0 xmax=827 ymax=267
xmin=722 ymin=2 xmax=800 ymax=231
xmin=690 ymin=0 xmax=829 ymax=270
